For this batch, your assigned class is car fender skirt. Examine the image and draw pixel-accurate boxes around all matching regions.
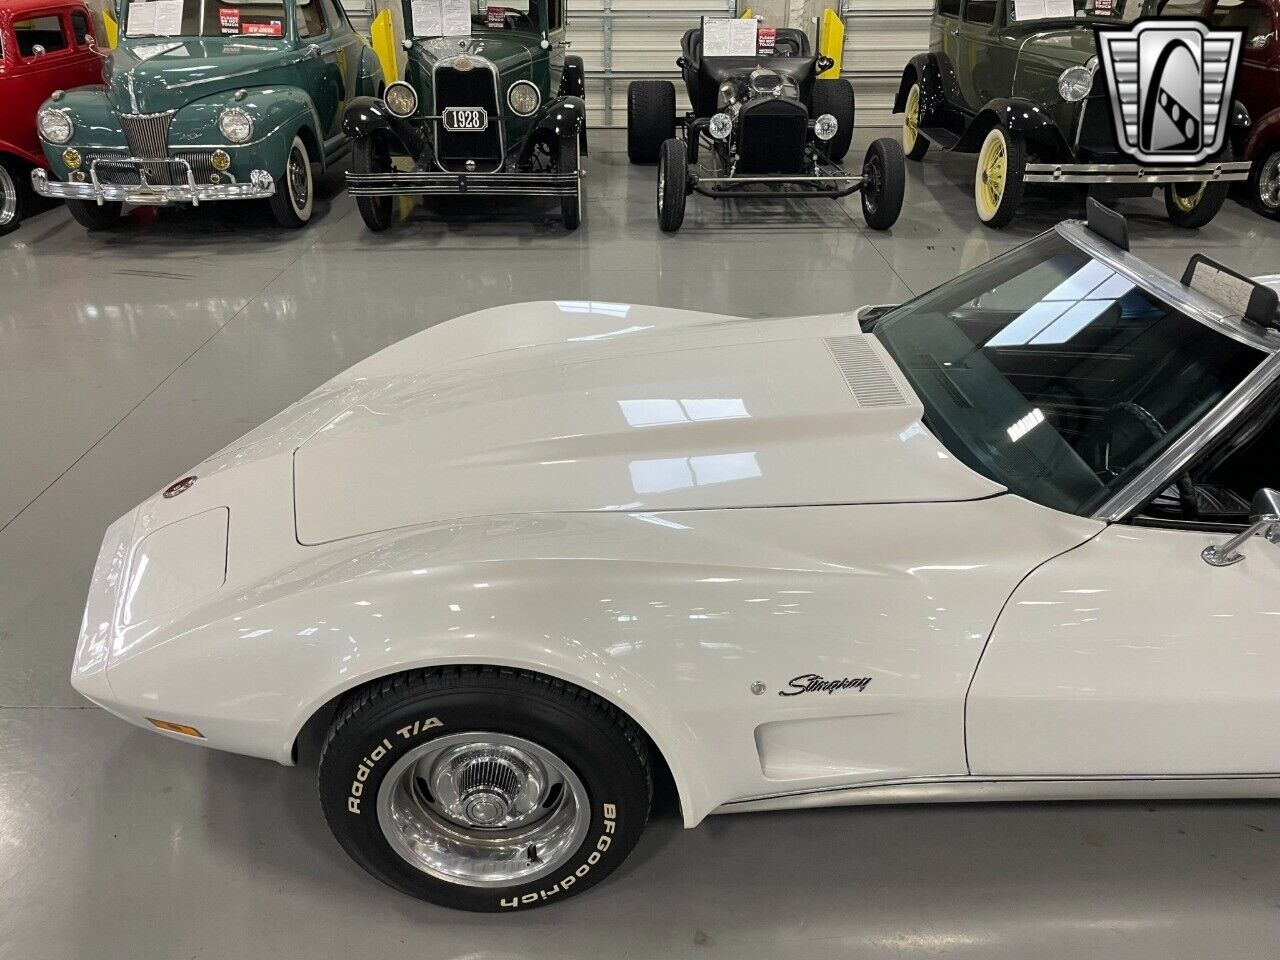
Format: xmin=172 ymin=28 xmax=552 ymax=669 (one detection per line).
xmin=956 ymin=99 xmax=1071 ymax=158
xmin=342 ymin=96 xmax=425 ymax=156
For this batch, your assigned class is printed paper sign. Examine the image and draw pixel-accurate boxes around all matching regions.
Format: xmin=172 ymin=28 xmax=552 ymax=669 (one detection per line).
xmin=486 ymin=5 xmax=504 ymax=27
xmin=242 ymin=19 xmax=282 ymax=35
xmin=703 ymin=17 xmax=758 ymax=57
xmin=758 ymin=26 xmax=776 ymax=54
xmin=219 ymin=6 xmax=240 ymax=33
xmin=1094 ymin=0 xmax=1114 ymax=12
xmin=1013 ymin=0 xmax=1073 ymax=19
xmin=411 ymin=0 xmax=471 ymax=36
xmin=127 ymin=0 xmax=183 ymax=36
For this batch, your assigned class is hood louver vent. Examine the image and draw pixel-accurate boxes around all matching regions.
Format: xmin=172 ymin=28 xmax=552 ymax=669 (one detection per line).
xmin=824 ymin=335 xmax=907 ymax=408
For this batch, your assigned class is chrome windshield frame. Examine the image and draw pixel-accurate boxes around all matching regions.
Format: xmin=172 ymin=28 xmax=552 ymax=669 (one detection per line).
xmin=1051 ymin=220 xmax=1280 ymax=523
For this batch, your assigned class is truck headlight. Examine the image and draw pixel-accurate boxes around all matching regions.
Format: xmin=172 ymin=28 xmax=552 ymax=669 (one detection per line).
xmin=709 ymin=113 xmax=732 ymax=140
xmin=38 ymin=108 xmax=74 ymax=144
xmin=507 ymin=80 xmax=540 ymax=117
xmin=384 ymin=81 xmax=418 ymax=119
xmin=814 ymin=113 xmax=838 ymax=141
xmin=218 ymin=107 xmax=254 ymax=144
xmin=1058 ymin=66 xmax=1093 ymax=103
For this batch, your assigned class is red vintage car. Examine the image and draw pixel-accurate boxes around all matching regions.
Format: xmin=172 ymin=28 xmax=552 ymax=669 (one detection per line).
xmin=0 ymin=0 xmax=101 ymax=235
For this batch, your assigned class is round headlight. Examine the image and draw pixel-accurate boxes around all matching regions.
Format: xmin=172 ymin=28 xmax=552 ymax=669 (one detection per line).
xmin=384 ymin=81 xmax=418 ymax=119
xmin=507 ymin=80 xmax=540 ymax=117
xmin=717 ymin=80 xmax=736 ymax=108
xmin=709 ymin=112 xmax=732 ymax=140
xmin=38 ymin=109 xmax=74 ymax=144
xmin=1058 ymin=66 xmax=1093 ymax=103
xmin=814 ymin=113 xmax=838 ymax=142
xmin=218 ymin=107 xmax=254 ymax=144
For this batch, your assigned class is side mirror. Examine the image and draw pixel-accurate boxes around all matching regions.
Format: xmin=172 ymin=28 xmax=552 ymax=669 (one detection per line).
xmin=32 ymin=43 xmax=47 ymax=57
xmin=1202 ymin=488 xmax=1280 ymax=567
xmin=817 ymin=55 xmax=835 ymax=73
xmin=307 ymin=43 xmax=322 ymax=59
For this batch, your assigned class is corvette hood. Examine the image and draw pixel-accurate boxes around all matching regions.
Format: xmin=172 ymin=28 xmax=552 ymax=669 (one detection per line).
xmin=289 ymin=303 xmax=1001 ymax=544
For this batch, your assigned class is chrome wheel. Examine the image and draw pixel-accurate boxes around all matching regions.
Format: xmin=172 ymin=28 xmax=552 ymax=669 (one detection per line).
xmin=376 ymin=732 xmax=590 ymax=887
xmin=0 ymin=164 xmax=16 ymax=227
xmin=1258 ymin=152 xmax=1280 ymax=212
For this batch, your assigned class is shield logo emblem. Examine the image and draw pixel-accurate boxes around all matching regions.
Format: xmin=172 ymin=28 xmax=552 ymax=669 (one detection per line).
xmin=1096 ymin=19 xmax=1242 ymax=165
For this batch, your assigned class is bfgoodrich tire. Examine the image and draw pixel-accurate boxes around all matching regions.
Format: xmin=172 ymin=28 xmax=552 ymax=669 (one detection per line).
xmin=627 ymin=80 xmax=676 ymax=165
xmin=318 ymin=666 xmax=652 ymax=912
xmin=811 ymin=78 xmax=855 ymax=163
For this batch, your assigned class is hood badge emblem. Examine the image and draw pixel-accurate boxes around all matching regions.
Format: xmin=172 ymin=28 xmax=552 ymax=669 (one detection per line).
xmin=454 ymin=55 xmax=476 ymax=71
xmin=163 ymin=476 xmax=197 ymax=499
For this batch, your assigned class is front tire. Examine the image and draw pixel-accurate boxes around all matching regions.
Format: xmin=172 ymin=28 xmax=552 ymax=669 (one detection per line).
xmin=269 ymin=134 xmax=314 ymax=229
xmin=657 ymin=137 xmax=687 ymax=233
xmin=353 ymin=132 xmax=394 ymax=232
xmin=974 ymin=125 xmax=1024 ymax=229
xmin=65 ymin=197 xmax=123 ymax=231
xmin=861 ymin=137 xmax=905 ymax=230
xmin=1248 ymin=143 xmax=1280 ymax=220
xmin=627 ymin=80 xmax=676 ymax=165
xmin=901 ymin=82 xmax=930 ymax=161
xmin=0 ymin=156 xmax=29 ymax=237
xmin=318 ymin=667 xmax=652 ymax=912
xmin=556 ymin=133 xmax=583 ymax=230
xmin=1165 ymin=147 xmax=1232 ymax=229
xmin=811 ymin=78 xmax=855 ymax=163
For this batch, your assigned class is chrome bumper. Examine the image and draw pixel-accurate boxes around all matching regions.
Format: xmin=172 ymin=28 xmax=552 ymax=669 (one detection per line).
xmin=346 ymin=170 xmax=579 ymax=198
xmin=1024 ymin=160 xmax=1252 ymax=185
xmin=31 ymin=160 xmax=275 ymax=206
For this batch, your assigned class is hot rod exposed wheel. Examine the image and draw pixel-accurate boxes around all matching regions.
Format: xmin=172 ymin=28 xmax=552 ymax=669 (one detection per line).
xmin=556 ymin=134 xmax=583 ymax=230
xmin=657 ymin=138 xmax=688 ymax=233
xmin=974 ymin=125 xmax=1024 ymax=229
xmin=353 ymin=132 xmax=394 ymax=232
xmin=901 ymin=82 xmax=929 ymax=161
xmin=811 ymin=78 xmax=855 ymax=163
xmin=317 ymin=666 xmax=652 ymax=912
xmin=0 ymin=157 xmax=28 ymax=237
xmin=861 ymin=137 xmax=905 ymax=230
xmin=627 ymin=80 xmax=676 ymax=165
xmin=269 ymin=135 xmax=314 ymax=229
xmin=1249 ymin=144 xmax=1280 ymax=220
xmin=65 ymin=198 xmax=123 ymax=231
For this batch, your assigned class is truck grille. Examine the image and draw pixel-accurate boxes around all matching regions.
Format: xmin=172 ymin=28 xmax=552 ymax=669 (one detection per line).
xmin=82 ymin=150 xmax=219 ymax=186
xmin=434 ymin=62 xmax=504 ymax=173
xmin=120 ymin=112 xmax=176 ymax=183
xmin=737 ymin=97 xmax=808 ymax=174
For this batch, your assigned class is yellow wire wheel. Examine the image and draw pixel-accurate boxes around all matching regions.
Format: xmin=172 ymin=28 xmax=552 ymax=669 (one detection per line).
xmin=1169 ymin=182 xmax=1207 ymax=213
xmin=974 ymin=126 xmax=1025 ymax=229
xmin=902 ymin=83 xmax=928 ymax=161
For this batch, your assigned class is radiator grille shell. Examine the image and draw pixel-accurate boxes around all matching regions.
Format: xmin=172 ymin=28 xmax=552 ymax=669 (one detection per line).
xmin=433 ymin=62 xmax=504 ymax=173
xmin=737 ymin=97 xmax=809 ymax=174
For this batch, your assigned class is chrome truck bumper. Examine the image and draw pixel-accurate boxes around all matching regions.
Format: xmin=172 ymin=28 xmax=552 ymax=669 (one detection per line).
xmin=32 ymin=160 xmax=275 ymax=206
xmin=1024 ymin=160 xmax=1253 ymax=185
xmin=346 ymin=170 xmax=580 ymax=198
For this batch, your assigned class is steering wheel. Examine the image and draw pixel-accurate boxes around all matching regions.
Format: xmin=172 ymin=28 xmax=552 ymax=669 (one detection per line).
xmin=1100 ymin=401 xmax=1199 ymax=516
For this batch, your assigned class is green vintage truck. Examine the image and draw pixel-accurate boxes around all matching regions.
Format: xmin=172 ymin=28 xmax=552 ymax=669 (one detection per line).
xmin=32 ymin=0 xmax=382 ymax=230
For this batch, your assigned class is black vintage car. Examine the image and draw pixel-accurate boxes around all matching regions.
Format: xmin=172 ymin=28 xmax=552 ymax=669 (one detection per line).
xmin=895 ymin=0 xmax=1252 ymax=228
xmin=343 ymin=0 xmax=586 ymax=231
xmin=626 ymin=21 xmax=905 ymax=232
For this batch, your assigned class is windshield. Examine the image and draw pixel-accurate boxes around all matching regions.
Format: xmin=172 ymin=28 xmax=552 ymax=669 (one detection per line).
xmin=871 ymin=233 xmax=1265 ymax=517
xmin=123 ymin=0 xmax=305 ymax=39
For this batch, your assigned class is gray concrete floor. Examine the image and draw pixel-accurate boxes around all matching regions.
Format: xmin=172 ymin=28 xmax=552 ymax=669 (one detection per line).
xmin=1 ymin=130 xmax=1278 ymax=959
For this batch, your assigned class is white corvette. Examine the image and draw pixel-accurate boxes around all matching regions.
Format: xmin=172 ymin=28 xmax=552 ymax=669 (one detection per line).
xmin=73 ymin=210 xmax=1280 ymax=911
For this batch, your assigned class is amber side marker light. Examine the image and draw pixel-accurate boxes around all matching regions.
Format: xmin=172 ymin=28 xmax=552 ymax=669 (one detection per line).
xmin=147 ymin=718 xmax=205 ymax=738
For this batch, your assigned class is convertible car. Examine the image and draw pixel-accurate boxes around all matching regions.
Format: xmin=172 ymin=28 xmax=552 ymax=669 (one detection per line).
xmin=73 ymin=203 xmax=1280 ymax=911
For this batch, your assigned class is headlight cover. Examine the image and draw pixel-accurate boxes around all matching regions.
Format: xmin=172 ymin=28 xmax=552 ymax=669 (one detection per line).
xmin=218 ymin=107 xmax=254 ymax=143
xmin=709 ymin=112 xmax=732 ymax=140
xmin=814 ymin=113 xmax=838 ymax=141
xmin=38 ymin=108 xmax=74 ymax=144
xmin=384 ymin=81 xmax=418 ymax=119
xmin=507 ymin=80 xmax=540 ymax=117
xmin=1058 ymin=66 xmax=1093 ymax=103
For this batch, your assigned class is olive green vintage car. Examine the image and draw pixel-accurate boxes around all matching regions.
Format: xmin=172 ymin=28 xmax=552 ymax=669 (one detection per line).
xmin=31 ymin=0 xmax=382 ymax=229
xmin=894 ymin=0 xmax=1253 ymax=228
xmin=343 ymin=0 xmax=586 ymax=231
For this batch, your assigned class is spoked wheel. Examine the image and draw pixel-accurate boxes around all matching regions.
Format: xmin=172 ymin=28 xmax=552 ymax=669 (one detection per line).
xmin=353 ymin=132 xmax=394 ymax=232
xmin=1249 ymin=145 xmax=1280 ymax=220
xmin=269 ymin=134 xmax=314 ymax=228
xmin=657 ymin=138 xmax=688 ymax=233
xmin=974 ymin=125 xmax=1024 ymax=229
xmin=901 ymin=82 xmax=929 ymax=162
xmin=1165 ymin=178 xmax=1229 ymax=228
xmin=556 ymin=133 xmax=583 ymax=230
xmin=860 ymin=137 xmax=906 ymax=230
xmin=318 ymin=667 xmax=652 ymax=912
xmin=0 ymin=157 xmax=27 ymax=237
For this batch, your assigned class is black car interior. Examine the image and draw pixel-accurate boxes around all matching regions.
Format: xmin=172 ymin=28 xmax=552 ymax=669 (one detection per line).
xmin=680 ymin=26 xmax=815 ymax=116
